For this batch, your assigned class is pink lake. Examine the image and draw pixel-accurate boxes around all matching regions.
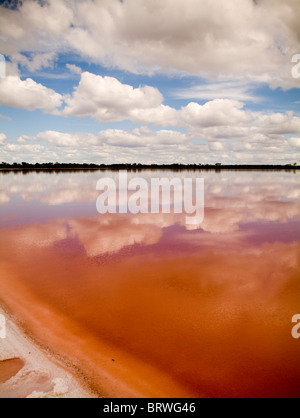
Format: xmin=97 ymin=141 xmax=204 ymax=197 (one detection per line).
xmin=0 ymin=169 xmax=299 ymax=398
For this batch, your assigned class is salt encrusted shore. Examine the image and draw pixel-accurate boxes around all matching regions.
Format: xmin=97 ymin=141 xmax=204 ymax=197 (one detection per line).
xmin=0 ymin=305 xmax=92 ymax=398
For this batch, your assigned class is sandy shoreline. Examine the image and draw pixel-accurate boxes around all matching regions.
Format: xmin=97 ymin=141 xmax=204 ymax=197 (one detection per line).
xmin=0 ymin=305 xmax=92 ymax=398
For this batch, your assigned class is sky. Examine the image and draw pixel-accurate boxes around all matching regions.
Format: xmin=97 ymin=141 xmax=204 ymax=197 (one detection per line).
xmin=0 ymin=0 xmax=299 ymax=164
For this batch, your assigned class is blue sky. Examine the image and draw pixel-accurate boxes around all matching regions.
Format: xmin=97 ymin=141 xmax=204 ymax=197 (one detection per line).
xmin=0 ymin=0 xmax=299 ymax=164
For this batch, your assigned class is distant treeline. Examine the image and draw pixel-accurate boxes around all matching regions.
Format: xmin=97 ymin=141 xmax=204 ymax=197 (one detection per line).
xmin=0 ymin=162 xmax=299 ymax=172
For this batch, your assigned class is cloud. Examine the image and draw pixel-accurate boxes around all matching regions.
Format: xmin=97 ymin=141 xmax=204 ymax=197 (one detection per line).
xmin=180 ymin=100 xmax=252 ymax=129
xmin=0 ymin=0 xmax=73 ymax=54
xmin=1 ymin=169 xmax=299 ymax=240
xmin=60 ymin=73 xmax=300 ymax=140
xmin=63 ymin=72 xmax=165 ymax=123
xmin=66 ymin=64 xmax=82 ymax=75
xmin=28 ymin=128 xmax=188 ymax=150
xmin=2 ymin=128 xmax=204 ymax=164
xmin=1 ymin=114 xmax=297 ymax=165
xmin=69 ymin=0 xmax=300 ymax=87
xmin=2 ymin=69 xmax=298 ymax=143
xmin=0 ymin=0 xmax=299 ymax=87
xmin=11 ymin=52 xmax=57 ymax=71
xmin=68 ymin=215 xmax=163 ymax=257
xmin=0 ymin=75 xmax=63 ymax=112
xmin=0 ymin=132 xmax=7 ymax=145
xmin=61 ymin=74 xmax=249 ymax=129
xmin=33 ymin=131 xmax=99 ymax=148
xmin=288 ymin=137 xmax=300 ymax=148
xmin=256 ymin=112 xmax=300 ymax=135
xmin=173 ymin=81 xmax=261 ymax=102
xmin=0 ymin=114 xmax=12 ymax=121
xmin=0 ymin=135 xmax=64 ymax=164
xmin=0 ymin=64 xmax=299 ymax=165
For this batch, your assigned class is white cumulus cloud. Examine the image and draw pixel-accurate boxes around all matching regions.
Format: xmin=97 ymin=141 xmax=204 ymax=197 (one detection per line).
xmin=63 ymin=72 xmax=165 ymax=123
xmin=0 ymin=132 xmax=7 ymax=145
xmin=0 ymin=75 xmax=63 ymax=112
xmin=0 ymin=0 xmax=299 ymax=87
xmin=66 ymin=64 xmax=82 ymax=75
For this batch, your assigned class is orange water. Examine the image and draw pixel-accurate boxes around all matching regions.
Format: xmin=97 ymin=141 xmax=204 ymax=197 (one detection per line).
xmin=0 ymin=170 xmax=299 ymax=397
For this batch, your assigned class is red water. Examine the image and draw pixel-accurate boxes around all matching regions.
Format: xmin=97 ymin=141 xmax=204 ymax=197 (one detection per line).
xmin=0 ymin=171 xmax=299 ymax=397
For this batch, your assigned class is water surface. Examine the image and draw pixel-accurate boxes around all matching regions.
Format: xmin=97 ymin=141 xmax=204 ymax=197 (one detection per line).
xmin=0 ymin=170 xmax=299 ymax=397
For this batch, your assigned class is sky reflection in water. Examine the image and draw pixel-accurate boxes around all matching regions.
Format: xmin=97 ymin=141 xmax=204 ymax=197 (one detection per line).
xmin=0 ymin=170 xmax=299 ymax=398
